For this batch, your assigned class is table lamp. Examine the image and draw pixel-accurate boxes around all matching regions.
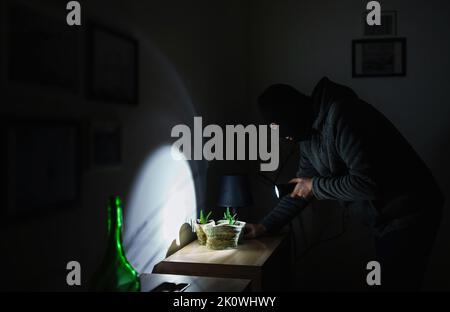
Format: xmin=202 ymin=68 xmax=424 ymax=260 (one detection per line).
xmin=217 ymin=175 xmax=253 ymax=215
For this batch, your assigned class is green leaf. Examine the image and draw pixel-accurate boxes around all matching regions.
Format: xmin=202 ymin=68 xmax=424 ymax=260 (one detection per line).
xmin=199 ymin=210 xmax=212 ymax=224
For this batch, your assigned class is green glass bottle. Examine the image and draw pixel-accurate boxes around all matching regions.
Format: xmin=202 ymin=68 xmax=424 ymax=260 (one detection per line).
xmin=91 ymin=196 xmax=140 ymax=292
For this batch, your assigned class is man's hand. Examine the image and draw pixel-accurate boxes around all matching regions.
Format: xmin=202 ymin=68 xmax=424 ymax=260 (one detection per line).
xmin=289 ymin=178 xmax=313 ymax=199
xmin=244 ymin=223 xmax=267 ymax=239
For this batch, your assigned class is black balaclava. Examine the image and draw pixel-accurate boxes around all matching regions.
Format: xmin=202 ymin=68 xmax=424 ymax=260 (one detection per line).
xmin=258 ymin=84 xmax=314 ymax=141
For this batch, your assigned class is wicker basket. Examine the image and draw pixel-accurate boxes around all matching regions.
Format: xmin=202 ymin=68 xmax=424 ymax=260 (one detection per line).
xmin=204 ymin=221 xmax=245 ymax=250
xmin=195 ymin=220 xmax=215 ymax=245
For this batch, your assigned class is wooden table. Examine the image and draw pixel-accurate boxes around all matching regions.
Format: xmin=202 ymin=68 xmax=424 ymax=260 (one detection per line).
xmin=140 ymin=273 xmax=251 ymax=292
xmin=153 ymin=233 xmax=290 ymax=291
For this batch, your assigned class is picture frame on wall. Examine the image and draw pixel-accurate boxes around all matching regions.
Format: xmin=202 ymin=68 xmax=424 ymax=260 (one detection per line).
xmin=363 ymin=10 xmax=397 ymax=37
xmin=352 ymin=38 xmax=406 ymax=78
xmin=87 ymin=23 xmax=139 ymax=105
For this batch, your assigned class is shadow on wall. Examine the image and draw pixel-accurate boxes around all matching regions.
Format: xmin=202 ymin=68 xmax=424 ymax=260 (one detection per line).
xmin=165 ymin=223 xmax=195 ymax=258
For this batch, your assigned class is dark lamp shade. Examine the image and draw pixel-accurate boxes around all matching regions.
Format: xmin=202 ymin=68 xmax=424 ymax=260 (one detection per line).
xmin=217 ymin=175 xmax=253 ymax=208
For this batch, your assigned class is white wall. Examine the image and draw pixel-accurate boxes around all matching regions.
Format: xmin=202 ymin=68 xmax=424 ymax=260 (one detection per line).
xmin=249 ymin=0 xmax=450 ymax=290
xmin=0 ymin=0 xmax=250 ymax=290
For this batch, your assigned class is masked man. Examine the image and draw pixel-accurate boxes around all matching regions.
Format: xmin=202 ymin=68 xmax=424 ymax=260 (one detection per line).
xmin=246 ymin=77 xmax=444 ymax=291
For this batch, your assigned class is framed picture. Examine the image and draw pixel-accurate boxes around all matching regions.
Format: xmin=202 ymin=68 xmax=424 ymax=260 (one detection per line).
xmin=7 ymin=4 xmax=80 ymax=92
xmin=352 ymin=38 xmax=406 ymax=78
xmin=2 ymin=119 xmax=81 ymax=219
xmin=87 ymin=23 xmax=139 ymax=105
xmin=363 ymin=11 xmax=397 ymax=37
xmin=90 ymin=121 xmax=122 ymax=170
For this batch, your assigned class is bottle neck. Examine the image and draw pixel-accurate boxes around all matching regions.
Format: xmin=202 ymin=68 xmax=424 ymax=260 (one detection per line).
xmin=108 ymin=198 xmax=129 ymax=262
xmin=107 ymin=196 xmax=138 ymax=277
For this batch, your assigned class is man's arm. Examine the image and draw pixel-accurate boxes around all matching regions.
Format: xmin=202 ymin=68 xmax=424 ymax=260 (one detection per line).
xmin=259 ymin=195 xmax=309 ymax=234
xmin=259 ymin=146 xmax=317 ymax=234
xmin=311 ymin=112 xmax=379 ymax=201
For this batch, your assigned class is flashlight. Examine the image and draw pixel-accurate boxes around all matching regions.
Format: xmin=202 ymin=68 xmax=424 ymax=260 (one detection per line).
xmin=274 ymin=183 xmax=296 ymax=199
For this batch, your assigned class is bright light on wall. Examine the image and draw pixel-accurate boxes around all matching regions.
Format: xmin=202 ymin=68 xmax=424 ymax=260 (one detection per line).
xmin=123 ymin=146 xmax=197 ymax=273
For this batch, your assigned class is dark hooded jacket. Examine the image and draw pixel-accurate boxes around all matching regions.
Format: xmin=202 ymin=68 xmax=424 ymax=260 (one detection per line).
xmin=262 ymin=77 xmax=444 ymax=236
